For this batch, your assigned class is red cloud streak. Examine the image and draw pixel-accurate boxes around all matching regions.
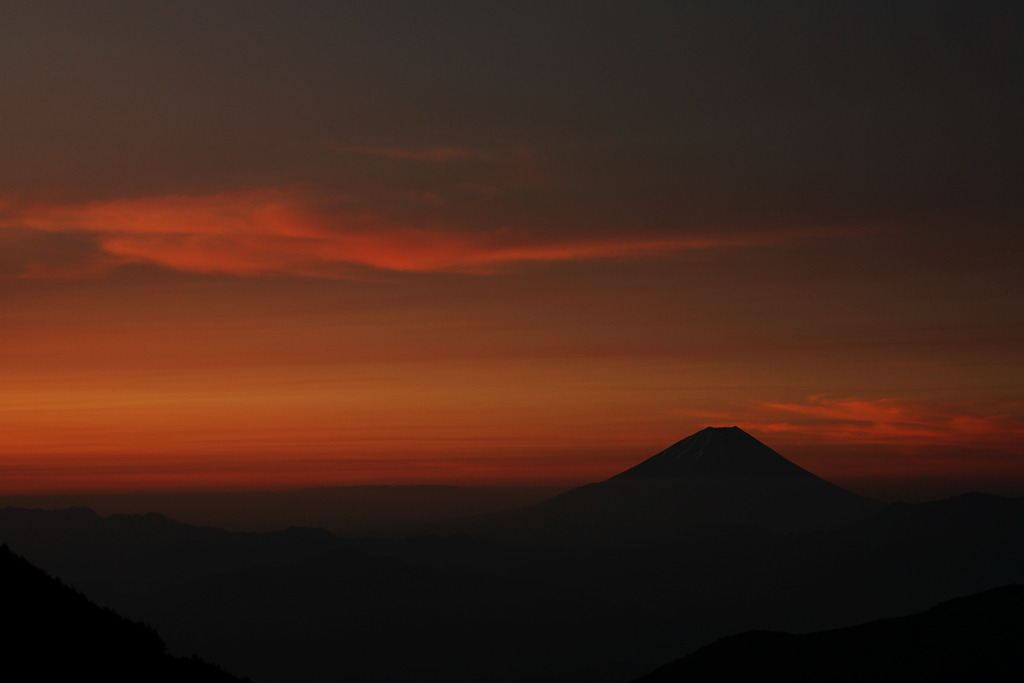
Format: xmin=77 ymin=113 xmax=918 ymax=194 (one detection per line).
xmin=689 ymin=396 xmax=1024 ymax=449
xmin=1 ymin=191 xmax=858 ymax=278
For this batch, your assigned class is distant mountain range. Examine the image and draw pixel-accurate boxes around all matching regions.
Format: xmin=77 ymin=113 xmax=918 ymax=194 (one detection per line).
xmin=1 ymin=427 xmax=1022 ymax=682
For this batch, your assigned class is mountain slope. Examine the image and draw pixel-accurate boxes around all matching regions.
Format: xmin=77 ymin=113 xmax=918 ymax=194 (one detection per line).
xmin=128 ymin=543 xmax=672 ymax=683
xmin=0 ymin=543 xmax=247 ymax=682
xmin=0 ymin=505 xmax=340 ymax=602
xmin=612 ymin=426 xmax=824 ymax=480
xmin=634 ymin=584 xmax=1024 ymax=682
xmin=462 ymin=427 xmax=880 ymax=547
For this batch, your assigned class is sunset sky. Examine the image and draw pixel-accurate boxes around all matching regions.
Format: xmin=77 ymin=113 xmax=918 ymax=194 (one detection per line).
xmin=2 ymin=2 xmax=1022 ymax=498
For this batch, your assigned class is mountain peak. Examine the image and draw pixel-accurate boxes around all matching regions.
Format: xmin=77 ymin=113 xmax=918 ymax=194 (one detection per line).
xmin=610 ymin=426 xmax=819 ymax=481
xmin=458 ymin=425 xmax=880 ymax=545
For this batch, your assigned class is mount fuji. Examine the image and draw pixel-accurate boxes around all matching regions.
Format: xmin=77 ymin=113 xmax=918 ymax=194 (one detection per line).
xmin=468 ymin=426 xmax=881 ymax=547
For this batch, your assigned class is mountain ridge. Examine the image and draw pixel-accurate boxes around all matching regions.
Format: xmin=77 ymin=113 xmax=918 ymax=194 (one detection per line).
xmin=0 ymin=543 xmax=248 ymax=682
xmin=1 ymin=480 xmax=1022 ymax=682
xmin=633 ymin=584 xmax=1024 ymax=682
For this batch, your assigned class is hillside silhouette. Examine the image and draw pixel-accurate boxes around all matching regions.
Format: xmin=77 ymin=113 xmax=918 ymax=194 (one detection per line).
xmin=634 ymin=584 xmax=1024 ymax=682
xmin=0 ymin=543 xmax=247 ymax=682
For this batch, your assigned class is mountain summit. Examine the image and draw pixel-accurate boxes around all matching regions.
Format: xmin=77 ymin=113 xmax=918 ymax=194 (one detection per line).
xmin=613 ymin=426 xmax=821 ymax=481
xmin=468 ymin=427 xmax=882 ymax=547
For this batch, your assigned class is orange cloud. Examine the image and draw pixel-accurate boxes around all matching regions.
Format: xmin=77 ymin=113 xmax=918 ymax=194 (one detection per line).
xmin=685 ymin=396 xmax=1024 ymax=449
xmin=1 ymin=190 xmax=858 ymax=278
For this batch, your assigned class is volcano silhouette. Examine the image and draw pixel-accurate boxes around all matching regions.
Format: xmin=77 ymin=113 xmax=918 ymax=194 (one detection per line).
xmin=471 ymin=427 xmax=881 ymax=547
xmin=612 ymin=426 xmax=827 ymax=481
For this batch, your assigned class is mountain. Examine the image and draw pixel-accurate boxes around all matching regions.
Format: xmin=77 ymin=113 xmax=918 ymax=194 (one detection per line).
xmin=2 ymin=487 xmax=1022 ymax=682
xmin=3 ymin=429 xmax=1019 ymax=683
xmin=0 ymin=543 xmax=247 ymax=682
xmin=128 ymin=543 xmax=670 ymax=683
xmin=0 ymin=505 xmax=340 ymax=603
xmin=633 ymin=584 xmax=1024 ymax=682
xmin=461 ymin=426 xmax=881 ymax=547
xmin=126 ymin=491 xmax=1024 ymax=683
xmin=611 ymin=426 xmax=833 ymax=480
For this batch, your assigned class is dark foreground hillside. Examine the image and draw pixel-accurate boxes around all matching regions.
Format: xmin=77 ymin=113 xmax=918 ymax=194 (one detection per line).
xmin=635 ymin=585 xmax=1024 ymax=682
xmin=0 ymin=544 xmax=247 ymax=683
